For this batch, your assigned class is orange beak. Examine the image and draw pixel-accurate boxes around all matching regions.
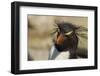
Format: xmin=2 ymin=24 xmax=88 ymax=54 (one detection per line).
xmin=55 ymin=33 xmax=65 ymax=45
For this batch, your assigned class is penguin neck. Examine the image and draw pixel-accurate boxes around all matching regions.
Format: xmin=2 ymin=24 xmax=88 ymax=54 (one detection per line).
xmin=49 ymin=45 xmax=70 ymax=60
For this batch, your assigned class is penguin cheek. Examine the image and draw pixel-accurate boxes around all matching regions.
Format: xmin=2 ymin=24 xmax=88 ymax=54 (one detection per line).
xmin=55 ymin=33 xmax=65 ymax=45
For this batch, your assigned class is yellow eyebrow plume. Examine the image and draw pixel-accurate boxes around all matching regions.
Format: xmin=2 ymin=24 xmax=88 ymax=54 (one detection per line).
xmin=65 ymin=31 xmax=73 ymax=35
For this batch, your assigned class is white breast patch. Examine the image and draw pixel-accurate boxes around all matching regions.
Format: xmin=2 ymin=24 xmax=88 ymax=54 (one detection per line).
xmin=48 ymin=45 xmax=70 ymax=60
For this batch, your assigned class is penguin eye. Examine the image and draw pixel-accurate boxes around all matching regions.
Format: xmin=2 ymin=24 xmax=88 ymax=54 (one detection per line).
xmin=65 ymin=31 xmax=73 ymax=36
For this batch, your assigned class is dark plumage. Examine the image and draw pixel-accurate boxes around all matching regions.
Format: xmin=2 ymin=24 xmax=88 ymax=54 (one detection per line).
xmin=54 ymin=22 xmax=79 ymax=58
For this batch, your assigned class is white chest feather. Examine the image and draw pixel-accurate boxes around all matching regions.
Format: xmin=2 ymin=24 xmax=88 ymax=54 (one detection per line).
xmin=48 ymin=45 xmax=70 ymax=60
